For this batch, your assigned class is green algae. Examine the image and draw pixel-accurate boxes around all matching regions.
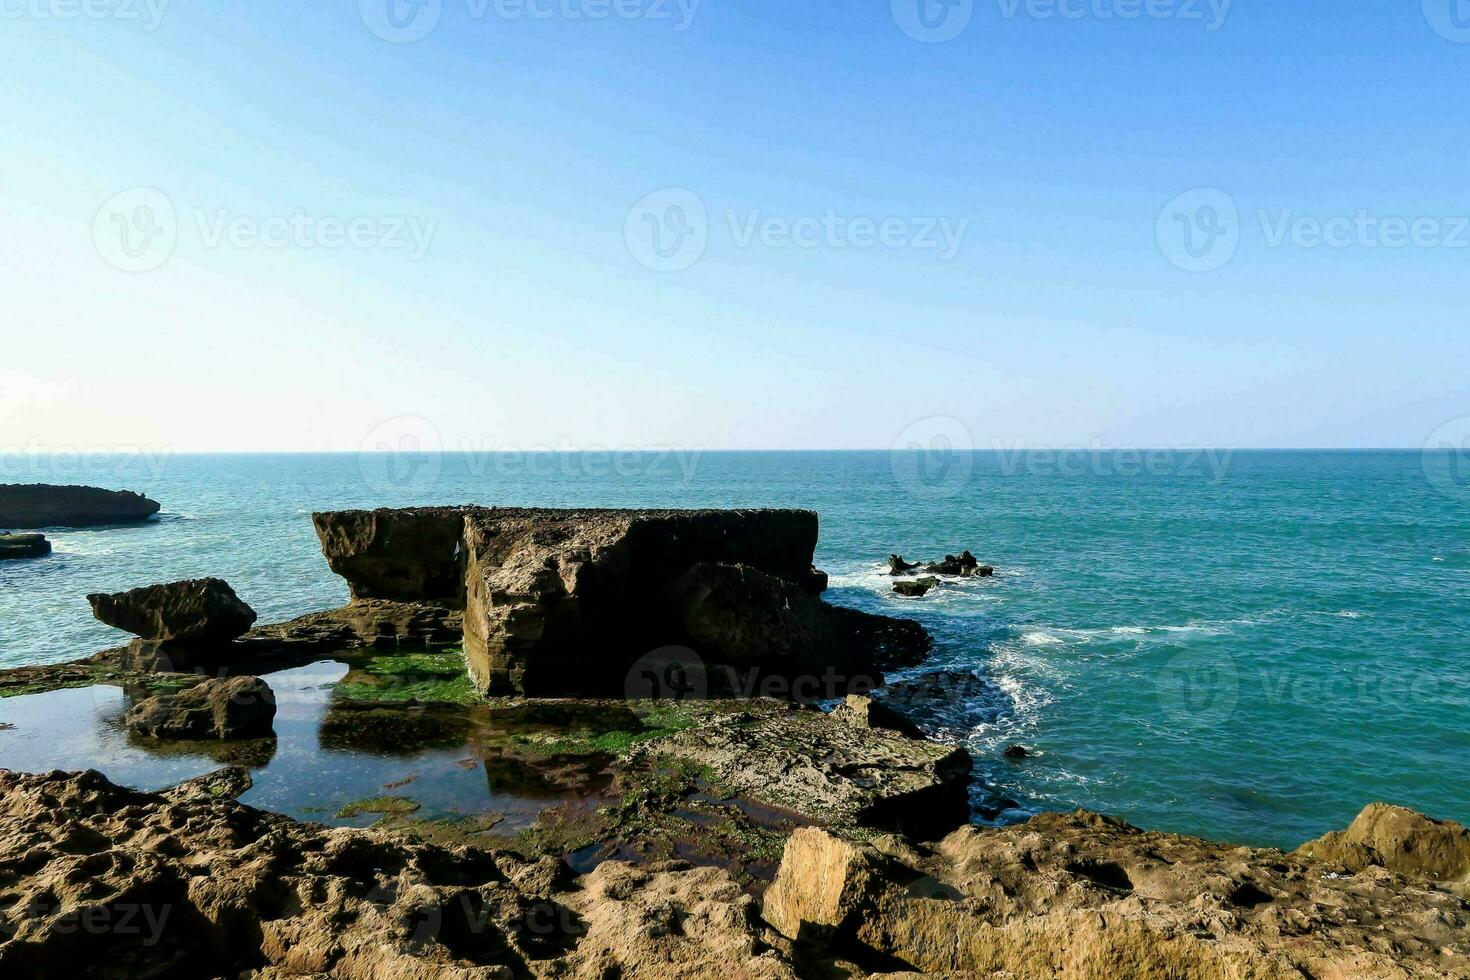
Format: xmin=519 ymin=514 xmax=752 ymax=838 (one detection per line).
xmin=336 ymin=795 xmax=423 ymax=819
xmin=333 ymin=649 xmax=478 ymax=705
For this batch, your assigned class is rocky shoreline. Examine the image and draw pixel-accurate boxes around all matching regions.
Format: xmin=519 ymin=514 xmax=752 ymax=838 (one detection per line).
xmin=1 ymin=505 xmax=1467 ymax=977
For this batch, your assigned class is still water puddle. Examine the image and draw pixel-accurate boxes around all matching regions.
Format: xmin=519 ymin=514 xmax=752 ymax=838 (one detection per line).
xmin=0 ymin=660 xmax=620 ymax=834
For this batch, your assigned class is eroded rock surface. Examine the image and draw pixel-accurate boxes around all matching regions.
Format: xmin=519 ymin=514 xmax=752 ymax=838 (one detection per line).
xmin=124 ymin=675 xmax=276 ymax=740
xmin=1297 ymin=803 xmax=1470 ymax=883
xmin=646 ymin=701 xmax=972 ymax=840
xmin=0 ymin=483 xmax=160 ymax=528
xmin=313 ymin=507 xmax=928 ymax=697
xmin=88 ymin=578 xmax=258 ymax=646
xmin=765 ymin=813 xmax=1470 ymax=978
xmin=0 ymin=769 xmax=801 ymax=979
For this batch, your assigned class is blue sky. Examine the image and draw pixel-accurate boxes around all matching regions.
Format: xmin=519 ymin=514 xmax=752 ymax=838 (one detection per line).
xmin=2 ymin=0 xmax=1467 ymax=452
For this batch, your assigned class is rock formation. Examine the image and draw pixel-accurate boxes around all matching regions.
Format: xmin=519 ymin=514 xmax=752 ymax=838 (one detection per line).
xmin=125 ymin=675 xmax=276 ymax=739
xmin=893 ymin=576 xmax=938 ymax=598
xmin=888 ymin=554 xmax=921 ymax=575
xmin=0 ymin=483 xmax=159 ymax=528
xmin=1297 ymin=803 xmax=1470 ymax=882
xmin=3 ymin=769 xmax=1465 ymax=979
xmin=646 ymin=701 xmax=971 ymax=840
xmin=764 ymin=813 xmax=1470 ymax=977
xmin=88 ymin=578 xmax=258 ymax=656
xmin=313 ymin=507 xmax=929 ymax=697
xmin=0 ymin=532 xmax=50 ymax=560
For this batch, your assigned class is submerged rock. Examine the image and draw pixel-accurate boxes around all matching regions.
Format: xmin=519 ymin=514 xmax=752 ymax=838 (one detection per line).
xmin=893 ymin=576 xmax=939 ymax=598
xmin=925 ymin=550 xmax=990 ymax=576
xmin=0 ymin=532 xmax=50 ymax=560
xmin=1003 ymin=743 xmax=1032 ymax=759
xmin=1297 ymin=802 xmax=1470 ymax=882
xmin=125 ymin=675 xmax=276 ymax=740
xmin=88 ymin=577 xmax=258 ymax=646
xmin=0 ymin=483 xmax=159 ymax=528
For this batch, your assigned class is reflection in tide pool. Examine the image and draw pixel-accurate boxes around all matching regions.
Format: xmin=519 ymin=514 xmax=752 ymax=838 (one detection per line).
xmin=0 ymin=660 xmax=616 ymax=833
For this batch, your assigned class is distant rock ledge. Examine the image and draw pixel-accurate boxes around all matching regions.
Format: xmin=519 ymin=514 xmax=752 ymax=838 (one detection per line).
xmin=0 ymin=483 xmax=160 ymax=529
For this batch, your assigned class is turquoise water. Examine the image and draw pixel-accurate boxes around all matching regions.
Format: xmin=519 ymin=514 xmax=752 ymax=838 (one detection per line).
xmin=2 ymin=450 xmax=1467 ymax=849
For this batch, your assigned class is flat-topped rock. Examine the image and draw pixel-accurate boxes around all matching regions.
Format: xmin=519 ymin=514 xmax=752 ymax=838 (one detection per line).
xmin=88 ymin=577 xmax=257 ymax=646
xmin=0 ymin=533 xmax=51 ymax=560
xmin=313 ymin=507 xmax=926 ymax=697
xmin=0 ymin=483 xmax=159 ymax=528
xmin=645 ymin=701 xmax=971 ymax=839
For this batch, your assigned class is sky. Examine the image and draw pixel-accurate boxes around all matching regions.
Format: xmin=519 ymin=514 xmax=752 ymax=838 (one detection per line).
xmin=2 ymin=0 xmax=1467 ymax=453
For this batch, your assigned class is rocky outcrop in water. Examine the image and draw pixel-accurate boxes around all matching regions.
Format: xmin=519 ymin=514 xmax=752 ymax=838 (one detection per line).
xmin=0 ymin=483 xmax=159 ymax=528
xmin=0 ymin=533 xmax=50 ymax=560
xmin=312 ymin=507 xmax=928 ymax=697
xmin=125 ymin=675 xmax=276 ymax=739
xmin=88 ymin=578 xmax=257 ymax=653
xmin=1297 ymin=803 xmax=1470 ymax=883
xmin=893 ymin=576 xmax=938 ymax=598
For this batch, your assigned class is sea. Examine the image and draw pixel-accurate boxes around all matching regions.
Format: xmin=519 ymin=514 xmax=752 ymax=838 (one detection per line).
xmin=2 ymin=449 xmax=1467 ymax=850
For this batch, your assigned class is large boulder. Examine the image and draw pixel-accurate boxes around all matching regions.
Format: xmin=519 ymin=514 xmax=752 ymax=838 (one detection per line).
xmin=0 ymin=533 xmax=51 ymax=560
xmin=312 ymin=507 xmax=925 ymax=697
xmin=1296 ymin=803 xmax=1470 ymax=882
xmin=0 ymin=484 xmax=159 ymax=528
xmin=88 ymin=578 xmax=257 ymax=646
xmin=125 ymin=675 xmax=276 ymax=739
